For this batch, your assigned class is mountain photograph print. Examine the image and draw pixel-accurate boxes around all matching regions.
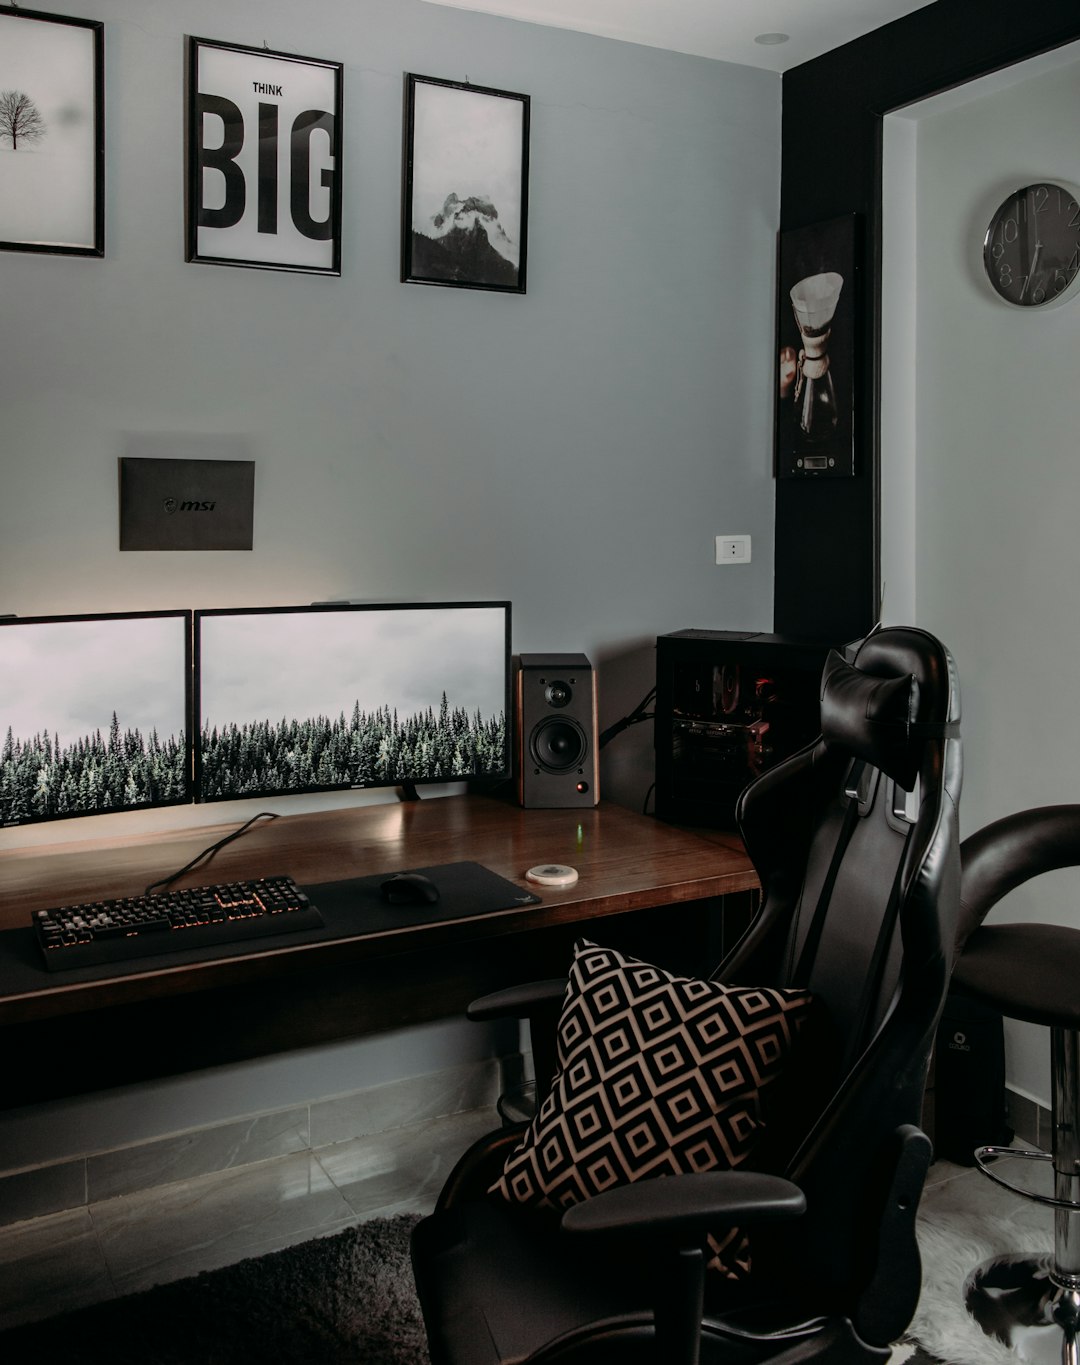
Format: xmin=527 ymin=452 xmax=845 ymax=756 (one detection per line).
xmin=402 ymin=73 xmax=529 ymax=293
xmin=0 ymin=6 xmax=103 ymax=256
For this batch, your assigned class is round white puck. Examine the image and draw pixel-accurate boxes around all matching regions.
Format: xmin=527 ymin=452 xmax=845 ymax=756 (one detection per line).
xmin=525 ymin=863 xmax=579 ymax=888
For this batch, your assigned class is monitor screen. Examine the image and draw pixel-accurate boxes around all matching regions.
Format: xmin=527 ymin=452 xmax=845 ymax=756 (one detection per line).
xmin=194 ymin=602 xmax=511 ymax=802
xmin=0 ymin=611 xmax=193 ymax=827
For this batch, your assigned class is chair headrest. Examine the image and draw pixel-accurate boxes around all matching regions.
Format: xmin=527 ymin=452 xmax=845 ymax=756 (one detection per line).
xmin=819 ymin=649 xmax=920 ymax=790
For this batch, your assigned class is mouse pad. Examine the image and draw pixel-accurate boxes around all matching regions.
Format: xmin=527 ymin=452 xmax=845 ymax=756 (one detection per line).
xmin=301 ymin=861 xmax=542 ymax=937
xmin=0 ymin=862 xmax=543 ymax=989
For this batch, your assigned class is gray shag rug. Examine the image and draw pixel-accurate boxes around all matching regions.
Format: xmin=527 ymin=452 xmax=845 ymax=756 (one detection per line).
xmin=1 ymin=1201 xmax=1020 ymax=1365
xmin=0 ymin=1213 xmax=430 ymax=1365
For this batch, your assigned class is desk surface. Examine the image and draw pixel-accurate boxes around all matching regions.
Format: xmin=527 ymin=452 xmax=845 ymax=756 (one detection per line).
xmin=0 ymin=795 xmax=756 ymax=1103
xmin=0 ymin=794 xmax=754 ymax=1025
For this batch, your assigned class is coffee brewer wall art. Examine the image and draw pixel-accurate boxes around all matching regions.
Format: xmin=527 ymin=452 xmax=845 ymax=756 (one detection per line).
xmin=775 ymin=215 xmax=858 ymax=478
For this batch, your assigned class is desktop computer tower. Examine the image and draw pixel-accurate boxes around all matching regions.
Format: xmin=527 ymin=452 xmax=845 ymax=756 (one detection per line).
xmin=931 ymin=992 xmax=1011 ymax=1164
xmin=654 ymin=630 xmax=833 ymax=829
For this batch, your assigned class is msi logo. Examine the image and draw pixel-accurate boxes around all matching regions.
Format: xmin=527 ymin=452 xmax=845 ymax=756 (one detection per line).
xmin=163 ymin=498 xmax=216 ymax=513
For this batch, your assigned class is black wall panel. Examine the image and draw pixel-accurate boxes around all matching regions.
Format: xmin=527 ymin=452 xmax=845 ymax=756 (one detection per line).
xmin=775 ymin=0 xmax=1080 ymax=641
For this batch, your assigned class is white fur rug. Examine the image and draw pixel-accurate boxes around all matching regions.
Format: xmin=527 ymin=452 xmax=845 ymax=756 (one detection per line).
xmin=909 ymin=1203 xmax=1061 ymax=1365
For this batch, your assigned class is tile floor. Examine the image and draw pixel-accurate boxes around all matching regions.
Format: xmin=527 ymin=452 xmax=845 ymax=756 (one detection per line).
xmin=920 ymin=1143 xmax=1054 ymax=1236
xmin=0 ymin=1105 xmax=498 ymax=1334
xmin=0 ymin=1107 xmax=1046 ymax=1361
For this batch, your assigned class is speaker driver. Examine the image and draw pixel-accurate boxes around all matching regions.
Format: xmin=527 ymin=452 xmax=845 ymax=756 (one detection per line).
xmin=545 ymin=680 xmax=572 ymax=708
xmin=531 ymin=717 xmax=587 ymax=772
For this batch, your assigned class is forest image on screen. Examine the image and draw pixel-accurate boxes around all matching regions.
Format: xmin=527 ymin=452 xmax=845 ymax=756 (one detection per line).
xmin=0 ymin=614 xmax=190 ymax=826
xmin=196 ymin=605 xmax=509 ymax=799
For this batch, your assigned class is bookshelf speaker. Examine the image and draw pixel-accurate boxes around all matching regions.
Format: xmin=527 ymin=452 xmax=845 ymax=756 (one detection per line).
xmin=516 ymin=654 xmax=599 ymax=809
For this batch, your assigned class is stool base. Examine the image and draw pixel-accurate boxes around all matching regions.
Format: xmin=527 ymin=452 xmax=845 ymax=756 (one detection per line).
xmin=964 ymin=1252 xmax=1080 ymax=1365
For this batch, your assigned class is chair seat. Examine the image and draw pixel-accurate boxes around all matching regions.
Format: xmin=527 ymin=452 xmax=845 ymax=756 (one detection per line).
xmin=952 ymin=923 xmax=1080 ymax=1028
xmin=412 ymin=1198 xmax=661 ymax=1364
xmin=411 ymin=1197 xmax=831 ymax=1365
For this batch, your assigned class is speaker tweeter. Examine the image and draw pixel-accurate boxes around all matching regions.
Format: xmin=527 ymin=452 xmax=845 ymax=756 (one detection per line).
xmin=516 ymin=653 xmax=599 ymax=809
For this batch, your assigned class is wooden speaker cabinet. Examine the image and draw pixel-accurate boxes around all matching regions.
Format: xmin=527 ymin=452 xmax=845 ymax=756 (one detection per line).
xmin=516 ymin=653 xmax=599 ymax=809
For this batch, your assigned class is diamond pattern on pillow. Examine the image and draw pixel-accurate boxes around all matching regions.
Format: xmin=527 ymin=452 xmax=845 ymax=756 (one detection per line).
xmin=489 ymin=939 xmax=815 ymax=1278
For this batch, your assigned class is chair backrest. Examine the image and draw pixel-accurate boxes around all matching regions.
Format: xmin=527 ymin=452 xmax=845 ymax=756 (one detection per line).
xmin=723 ymin=626 xmax=962 ymax=1340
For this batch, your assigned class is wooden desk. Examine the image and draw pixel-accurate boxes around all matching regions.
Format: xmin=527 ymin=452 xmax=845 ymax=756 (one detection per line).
xmin=0 ymin=794 xmax=756 ymax=1106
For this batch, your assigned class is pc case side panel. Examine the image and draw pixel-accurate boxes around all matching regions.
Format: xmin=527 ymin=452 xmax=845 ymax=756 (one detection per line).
xmin=654 ymin=632 xmax=831 ymax=829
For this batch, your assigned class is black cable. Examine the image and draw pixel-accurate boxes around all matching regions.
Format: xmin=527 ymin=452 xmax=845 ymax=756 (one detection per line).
xmin=598 ymin=686 xmax=656 ymax=749
xmin=144 ymin=811 xmax=280 ymax=895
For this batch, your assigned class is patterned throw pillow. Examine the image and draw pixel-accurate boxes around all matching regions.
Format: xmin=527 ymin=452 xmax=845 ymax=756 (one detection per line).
xmin=489 ymin=939 xmax=815 ymax=1278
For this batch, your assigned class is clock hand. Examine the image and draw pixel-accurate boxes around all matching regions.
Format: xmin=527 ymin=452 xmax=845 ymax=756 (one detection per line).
xmin=1021 ymin=240 xmax=1043 ymax=299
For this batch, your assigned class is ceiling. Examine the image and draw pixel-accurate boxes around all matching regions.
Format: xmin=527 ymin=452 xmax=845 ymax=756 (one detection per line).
xmin=419 ymin=0 xmax=940 ymax=73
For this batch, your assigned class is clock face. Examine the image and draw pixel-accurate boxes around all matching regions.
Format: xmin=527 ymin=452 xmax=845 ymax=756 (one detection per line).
xmin=983 ymin=182 xmax=1080 ymax=307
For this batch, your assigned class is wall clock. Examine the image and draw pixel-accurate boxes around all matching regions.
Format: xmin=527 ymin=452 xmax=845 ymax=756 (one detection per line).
xmin=983 ymin=182 xmax=1080 ymax=307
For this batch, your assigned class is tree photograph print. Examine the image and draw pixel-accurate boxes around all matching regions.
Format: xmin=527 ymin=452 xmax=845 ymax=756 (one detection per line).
xmin=0 ymin=7 xmax=103 ymax=255
xmin=0 ymin=89 xmax=46 ymax=150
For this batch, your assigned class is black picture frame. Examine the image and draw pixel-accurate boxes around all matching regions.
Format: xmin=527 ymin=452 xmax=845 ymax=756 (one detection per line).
xmin=774 ymin=214 xmax=859 ymax=479
xmin=185 ymin=36 xmax=343 ymax=275
xmin=402 ymin=73 xmax=529 ymax=294
xmin=0 ymin=6 xmax=104 ymax=257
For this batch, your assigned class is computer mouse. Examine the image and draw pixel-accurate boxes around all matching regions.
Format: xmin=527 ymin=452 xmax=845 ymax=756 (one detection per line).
xmin=380 ymin=872 xmax=441 ymax=906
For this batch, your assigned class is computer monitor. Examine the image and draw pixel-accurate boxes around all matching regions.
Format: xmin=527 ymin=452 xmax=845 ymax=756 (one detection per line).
xmin=0 ymin=611 xmax=193 ymax=827
xmin=193 ymin=601 xmax=511 ymax=802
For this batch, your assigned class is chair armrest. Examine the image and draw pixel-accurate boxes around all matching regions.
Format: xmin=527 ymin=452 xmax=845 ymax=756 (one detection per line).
xmin=468 ymin=979 xmax=568 ymax=1109
xmin=560 ymin=1170 xmax=805 ymax=1245
xmin=466 ymin=978 xmax=566 ymax=1020
xmin=433 ymin=1125 xmax=527 ymax=1214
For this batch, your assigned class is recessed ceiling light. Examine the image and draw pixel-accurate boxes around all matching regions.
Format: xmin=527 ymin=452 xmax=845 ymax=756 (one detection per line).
xmin=754 ymin=32 xmax=790 ymax=45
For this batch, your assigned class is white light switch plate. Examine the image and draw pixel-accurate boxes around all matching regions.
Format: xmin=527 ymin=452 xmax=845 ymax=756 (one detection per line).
xmin=715 ymin=535 xmax=751 ymax=564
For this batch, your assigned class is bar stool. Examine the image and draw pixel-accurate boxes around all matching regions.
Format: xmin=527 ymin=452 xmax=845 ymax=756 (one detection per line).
xmin=952 ymin=805 xmax=1080 ymax=1365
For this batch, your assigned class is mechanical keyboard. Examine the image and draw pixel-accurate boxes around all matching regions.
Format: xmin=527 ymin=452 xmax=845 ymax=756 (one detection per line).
xmin=32 ymin=876 xmax=324 ymax=972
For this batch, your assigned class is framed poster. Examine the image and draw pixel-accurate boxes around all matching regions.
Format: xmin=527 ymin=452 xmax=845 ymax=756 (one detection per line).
xmin=0 ymin=6 xmax=104 ymax=257
xmin=402 ymin=73 xmax=529 ymax=293
xmin=185 ymin=36 xmax=342 ymax=275
xmin=775 ymin=214 xmax=858 ymax=478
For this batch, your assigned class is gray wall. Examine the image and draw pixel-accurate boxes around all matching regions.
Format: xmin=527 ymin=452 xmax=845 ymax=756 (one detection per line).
xmin=883 ymin=45 xmax=1080 ymax=1107
xmin=0 ymin=0 xmax=780 ymax=1164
